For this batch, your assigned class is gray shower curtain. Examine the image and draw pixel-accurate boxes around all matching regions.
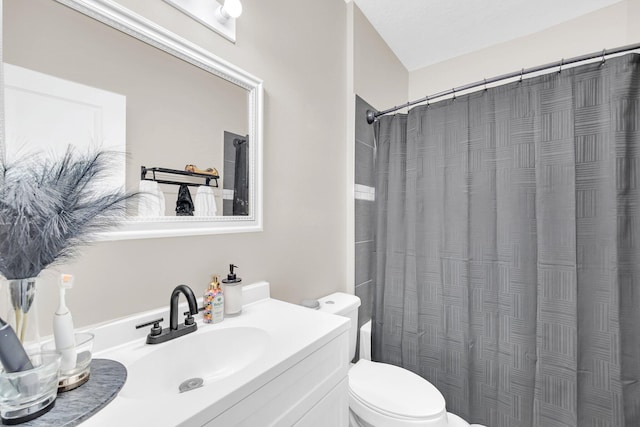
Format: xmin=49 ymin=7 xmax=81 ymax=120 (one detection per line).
xmin=372 ymin=53 xmax=640 ymax=427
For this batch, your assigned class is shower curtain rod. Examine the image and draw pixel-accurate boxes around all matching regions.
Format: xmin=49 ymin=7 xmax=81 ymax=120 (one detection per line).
xmin=366 ymin=42 xmax=640 ymax=124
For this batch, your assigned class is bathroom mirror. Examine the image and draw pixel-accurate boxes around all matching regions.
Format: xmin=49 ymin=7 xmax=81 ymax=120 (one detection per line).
xmin=1 ymin=0 xmax=263 ymax=240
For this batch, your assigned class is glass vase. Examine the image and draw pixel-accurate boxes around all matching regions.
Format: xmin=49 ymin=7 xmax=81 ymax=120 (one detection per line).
xmin=2 ymin=278 xmax=40 ymax=353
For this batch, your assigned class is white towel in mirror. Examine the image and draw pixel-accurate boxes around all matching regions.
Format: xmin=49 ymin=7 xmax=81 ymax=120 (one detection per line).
xmin=194 ymin=186 xmax=217 ymax=216
xmin=138 ymin=181 xmax=165 ymax=216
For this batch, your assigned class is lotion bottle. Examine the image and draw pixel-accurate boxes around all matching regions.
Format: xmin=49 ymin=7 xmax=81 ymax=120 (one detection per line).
xmin=53 ymin=274 xmax=76 ymax=371
xmin=222 ymin=264 xmax=242 ymax=315
xmin=211 ymin=276 xmax=224 ymax=324
xmin=203 ymin=275 xmax=217 ymax=324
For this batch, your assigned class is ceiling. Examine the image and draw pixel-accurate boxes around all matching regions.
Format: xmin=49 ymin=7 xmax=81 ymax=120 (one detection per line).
xmin=352 ymin=0 xmax=622 ymax=71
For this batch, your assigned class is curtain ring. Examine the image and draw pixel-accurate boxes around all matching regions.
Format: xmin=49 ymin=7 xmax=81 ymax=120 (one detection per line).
xmin=452 ymin=88 xmax=456 ymax=101
xmin=484 ymin=78 xmax=487 ymax=91
xmin=519 ymin=68 xmax=524 ymax=83
xmin=558 ymin=58 xmax=564 ymax=74
xmin=601 ymin=48 xmax=606 ymax=65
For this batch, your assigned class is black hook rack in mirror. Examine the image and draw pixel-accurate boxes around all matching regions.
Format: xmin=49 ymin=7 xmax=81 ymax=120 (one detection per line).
xmin=140 ymin=166 xmax=219 ymax=187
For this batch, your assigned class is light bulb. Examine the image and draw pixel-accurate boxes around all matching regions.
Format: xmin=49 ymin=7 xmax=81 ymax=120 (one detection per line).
xmin=216 ymin=0 xmax=242 ymax=22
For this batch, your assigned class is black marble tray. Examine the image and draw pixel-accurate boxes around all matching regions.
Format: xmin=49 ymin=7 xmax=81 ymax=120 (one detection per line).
xmin=9 ymin=359 xmax=127 ymax=427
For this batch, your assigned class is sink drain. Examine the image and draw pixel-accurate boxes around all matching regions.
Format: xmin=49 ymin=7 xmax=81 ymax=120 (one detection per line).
xmin=179 ymin=377 xmax=204 ymax=393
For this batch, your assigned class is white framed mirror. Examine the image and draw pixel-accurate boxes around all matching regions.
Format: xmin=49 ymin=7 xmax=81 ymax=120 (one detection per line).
xmin=1 ymin=0 xmax=263 ymax=240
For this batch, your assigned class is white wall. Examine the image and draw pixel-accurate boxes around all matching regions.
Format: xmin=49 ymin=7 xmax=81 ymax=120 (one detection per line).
xmin=628 ymin=0 xmax=640 ymax=41
xmin=7 ymin=0 xmax=349 ymax=332
xmin=353 ymin=4 xmax=409 ymax=111
xmin=409 ymin=0 xmax=639 ymax=100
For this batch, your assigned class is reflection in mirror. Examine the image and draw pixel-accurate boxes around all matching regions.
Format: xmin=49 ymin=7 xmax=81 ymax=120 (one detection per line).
xmin=2 ymin=0 xmax=262 ymax=239
xmin=4 ymin=62 xmax=126 ymax=193
xmin=223 ymin=131 xmax=249 ymax=216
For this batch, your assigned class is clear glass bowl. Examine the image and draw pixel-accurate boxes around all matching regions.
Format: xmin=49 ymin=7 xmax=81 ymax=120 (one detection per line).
xmin=41 ymin=332 xmax=94 ymax=391
xmin=0 ymin=351 xmax=61 ymax=423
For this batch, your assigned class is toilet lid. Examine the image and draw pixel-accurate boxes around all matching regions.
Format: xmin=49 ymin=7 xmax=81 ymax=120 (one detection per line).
xmin=348 ymin=360 xmax=446 ymax=420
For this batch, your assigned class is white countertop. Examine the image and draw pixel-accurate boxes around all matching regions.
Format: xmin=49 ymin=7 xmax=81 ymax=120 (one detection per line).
xmin=80 ymin=284 xmax=349 ymax=426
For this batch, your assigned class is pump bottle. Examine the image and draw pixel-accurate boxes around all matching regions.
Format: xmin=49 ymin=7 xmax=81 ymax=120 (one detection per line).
xmin=222 ymin=264 xmax=242 ymax=315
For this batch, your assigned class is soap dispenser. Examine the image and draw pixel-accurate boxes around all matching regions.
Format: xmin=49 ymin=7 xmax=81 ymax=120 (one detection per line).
xmin=222 ymin=264 xmax=242 ymax=315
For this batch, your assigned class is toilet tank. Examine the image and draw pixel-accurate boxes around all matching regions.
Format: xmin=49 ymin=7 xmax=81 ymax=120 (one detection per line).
xmin=317 ymin=293 xmax=360 ymax=361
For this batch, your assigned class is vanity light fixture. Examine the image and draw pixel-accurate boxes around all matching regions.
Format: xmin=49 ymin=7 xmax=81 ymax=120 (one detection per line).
xmin=163 ymin=0 xmax=243 ymax=43
xmin=215 ymin=0 xmax=243 ymax=22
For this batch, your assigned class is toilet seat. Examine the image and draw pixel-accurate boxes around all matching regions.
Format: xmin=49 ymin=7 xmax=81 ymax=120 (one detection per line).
xmin=348 ymin=359 xmax=447 ymax=423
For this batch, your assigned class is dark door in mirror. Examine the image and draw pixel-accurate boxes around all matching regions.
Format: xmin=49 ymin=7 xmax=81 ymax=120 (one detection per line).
xmin=223 ymin=131 xmax=249 ymax=216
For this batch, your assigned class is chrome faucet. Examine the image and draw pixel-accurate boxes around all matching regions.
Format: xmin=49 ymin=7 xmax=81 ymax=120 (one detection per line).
xmin=138 ymin=284 xmax=199 ymax=344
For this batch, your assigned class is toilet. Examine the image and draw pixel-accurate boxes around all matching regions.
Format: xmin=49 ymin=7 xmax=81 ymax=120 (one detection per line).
xmin=314 ymin=293 xmax=476 ymax=427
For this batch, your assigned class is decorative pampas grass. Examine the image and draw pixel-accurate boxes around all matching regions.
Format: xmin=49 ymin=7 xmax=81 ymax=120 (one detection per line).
xmin=0 ymin=147 xmax=136 ymax=280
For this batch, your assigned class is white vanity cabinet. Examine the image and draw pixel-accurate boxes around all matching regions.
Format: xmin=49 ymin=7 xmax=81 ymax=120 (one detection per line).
xmin=84 ymin=282 xmax=351 ymax=426
xmin=204 ymin=333 xmax=349 ymax=426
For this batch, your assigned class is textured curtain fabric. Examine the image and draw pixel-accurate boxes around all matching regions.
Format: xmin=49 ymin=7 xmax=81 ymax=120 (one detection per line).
xmin=233 ymin=138 xmax=249 ymax=216
xmin=372 ymin=53 xmax=640 ymax=427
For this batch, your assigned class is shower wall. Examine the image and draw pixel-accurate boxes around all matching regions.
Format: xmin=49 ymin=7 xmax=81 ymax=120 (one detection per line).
xmin=350 ymin=1 xmax=408 ymax=342
xmin=354 ymin=95 xmax=376 ymax=342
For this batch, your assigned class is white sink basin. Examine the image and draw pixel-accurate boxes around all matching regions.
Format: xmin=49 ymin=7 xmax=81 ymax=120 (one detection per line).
xmin=83 ymin=288 xmax=351 ymax=427
xmin=119 ymin=326 xmax=269 ymax=399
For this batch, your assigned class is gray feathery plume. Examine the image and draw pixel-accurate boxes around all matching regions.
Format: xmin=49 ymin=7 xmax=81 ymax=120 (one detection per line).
xmin=0 ymin=146 xmax=137 ymax=280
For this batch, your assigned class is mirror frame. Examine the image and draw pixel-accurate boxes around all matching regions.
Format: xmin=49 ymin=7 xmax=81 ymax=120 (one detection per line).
xmin=1 ymin=0 xmax=263 ymax=240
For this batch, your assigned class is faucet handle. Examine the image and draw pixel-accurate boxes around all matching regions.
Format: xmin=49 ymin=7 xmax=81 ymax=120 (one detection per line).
xmin=135 ymin=317 xmax=164 ymax=337
xmin=183 ymin=306 xmax=205 ymax=317
xmin=183 ymin=305 xmax=202 ymax=327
